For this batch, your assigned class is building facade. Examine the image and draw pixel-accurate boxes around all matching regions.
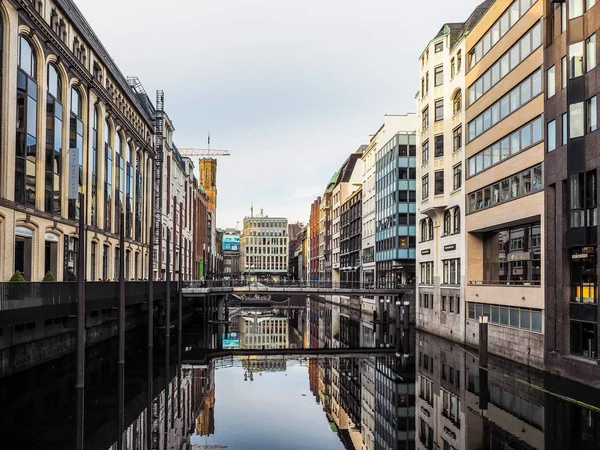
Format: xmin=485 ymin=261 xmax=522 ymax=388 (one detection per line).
xmin=340 ymin=188 xmax=362 ymax=287
xmin=222 ymin=228 xmax=240 ymax=280
xmin=415 ymin=6 xmax=487 ymax=339
xmin=464 ymin=0 xmax=545 ymax=367
xmin=239 ymin=214 xmax=289 ymax=281
xmin=544 ymin=0 xmax=600 ymax=386
xmin=309 ymin=197 xmax=321 ymax=281
xmin=0 ymin=0 xmax=159 ymax=282
xmin=375 ymin=114 xmax=418 ymax=289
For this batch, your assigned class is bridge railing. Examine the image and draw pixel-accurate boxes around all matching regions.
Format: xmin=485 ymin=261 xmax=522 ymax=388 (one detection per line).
xmin=183 ymin=279 xmax=414 ymax=291
xmin=0 ymin=281 xmax=178 ymax=311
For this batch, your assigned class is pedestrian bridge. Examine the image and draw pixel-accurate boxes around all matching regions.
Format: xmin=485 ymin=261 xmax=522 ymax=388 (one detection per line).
xmin=182 ymin=280 xmax=414 ymax=297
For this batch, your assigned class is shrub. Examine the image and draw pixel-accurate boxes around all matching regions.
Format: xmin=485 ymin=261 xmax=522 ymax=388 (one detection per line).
xmin=66 ymin=271 xmax=77 ymax=282
xmin=10 ymin=271 xmax=25 ymax=282
xmin=43 ymin=271 xmax=56 ymax=282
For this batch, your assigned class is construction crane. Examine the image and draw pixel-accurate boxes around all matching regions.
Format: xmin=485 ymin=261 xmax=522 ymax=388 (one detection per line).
xmin=178 ymin=148 xmax=231 ymax=157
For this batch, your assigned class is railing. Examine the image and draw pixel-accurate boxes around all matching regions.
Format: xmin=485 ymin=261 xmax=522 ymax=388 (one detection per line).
xmin=0 ymin=281 xmax=178 ymax=311
xmin=468 ymin=280 xmax=541 ymax=286
xmin=183 ymin=279 xmax=414 ymax=291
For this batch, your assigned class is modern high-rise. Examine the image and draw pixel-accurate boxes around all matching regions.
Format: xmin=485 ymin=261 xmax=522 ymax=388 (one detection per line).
xmin=416 ymin=3 xmax=492 ymax=339
xmin=375 ymin=114 xmax=418 ymax=288
xmin=544 ymin=0 xmax=600 ymax=385
xmin=239 ymin=214 xmax=289 ymax=281
xmin=464 ymin=0 xmax=545 ymax=367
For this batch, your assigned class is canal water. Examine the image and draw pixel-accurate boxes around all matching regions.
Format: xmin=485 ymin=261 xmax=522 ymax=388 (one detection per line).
xmin=1 ymin=298 xmax=600 ymax=449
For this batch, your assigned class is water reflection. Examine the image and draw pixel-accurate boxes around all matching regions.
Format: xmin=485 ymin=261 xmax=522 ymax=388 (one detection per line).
xmin=2 ymin=295 xmax=600 ymax=449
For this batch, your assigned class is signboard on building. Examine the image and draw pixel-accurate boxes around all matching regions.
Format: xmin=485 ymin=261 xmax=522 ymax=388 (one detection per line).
xmin=67 ymin=148 xmax=80 ymax=200
xmin=222 ymin=234 xmax=240 ymax=251
xmin=198 ymin=259 xmax=204 ymax=277
xmin=222 ymin=332 xmax=240 ymax=349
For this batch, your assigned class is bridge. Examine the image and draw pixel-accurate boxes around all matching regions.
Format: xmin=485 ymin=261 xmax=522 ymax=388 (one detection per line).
xmin=182 ymin=280 xmax=414 ymax=297
xmin=182 ymin=347 xmax=399 ymax=365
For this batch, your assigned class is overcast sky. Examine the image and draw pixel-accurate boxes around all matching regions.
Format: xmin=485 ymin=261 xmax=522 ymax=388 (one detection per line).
xmin=75 ymin=0 xmax=485 ymax=228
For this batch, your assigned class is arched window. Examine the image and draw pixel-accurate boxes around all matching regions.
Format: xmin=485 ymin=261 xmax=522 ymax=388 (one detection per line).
xmin=443 ymin=210 xmax=451 ymax=235
xmin=420 ymin=219 xmax=427 ymax=242
xmin=126 ymin=142 xmax=134 ymax=238
xmin=454 ymin=207 xmax=461 ymax=234
xmin=45 ymin=64 xmax=62 ymax=214
xmin=135 ymin=151 xmax=143 ymax=241
xmin=91 ymin=107 xmax=99 ymax=226
xmin=104 ymin=119 xmax=113 ymax=231
xmin=428 ymin=218 xmax=434 ymax=240
xmin=69 ymin=87 xmax=83 ymax=219
xmin=453 ymin=90 xmax=462 ymax=115
xmin=114 ymin=132 xmax=124 ymax=231
xmin=15 ymin=36 xmax=38 ymax=206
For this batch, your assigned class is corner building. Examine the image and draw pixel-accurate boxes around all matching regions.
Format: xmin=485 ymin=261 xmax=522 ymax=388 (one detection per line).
xmin=544 ymin=0 xmax=600 ymax=386
xmin=464 ymin=0 xmax=545 ymax=367
xmin=0 ymin=0 xmax=158 ymax=281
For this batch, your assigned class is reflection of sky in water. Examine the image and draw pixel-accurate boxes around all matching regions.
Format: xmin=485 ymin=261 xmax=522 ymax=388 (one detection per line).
xmin=191 ymin=360 xmax=345 ymax=450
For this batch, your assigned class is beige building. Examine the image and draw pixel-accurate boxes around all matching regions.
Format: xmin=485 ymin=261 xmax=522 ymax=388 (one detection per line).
xmin=239 ymin=313 xmax=289 ymax=349
xmin=464 ymin=0 xmax=545 ymax=367
xmin=0 ymin=0 xmax=160 ymax=281
xmin=416 ymin=3 xmax=493 ymax=341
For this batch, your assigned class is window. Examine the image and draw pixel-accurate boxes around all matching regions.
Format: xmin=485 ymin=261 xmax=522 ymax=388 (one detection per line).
xmin=561 ymin=3 xmax=567 ymax=33
xmin=452 ymin=164 xmax=462 ymax=191
xmin=420 ymin=262 xmax=434 ymax=284
xmin=443 ymin=210 xmax=451 ymax=235
xmin=587 ymin=0 xmax=596 ymax=11
xmin=69 ymin=87 xmax=83 ymax=220
xmin=561 ymin=56 xmax=567 ymax=89
xmin=468 ymin=165 xmax=543 ymax=213
xmin=482 ymin=222 xmax=541 ymax=284
xmin=570 ymin=102 xmax=585 ymax=138
xmin=587 ymin=34 xmax=596 ymax=72
xmin=435 ymin=41 xmax=443 ymax=53
xmin=442 ymin=296 xmax=447 ymax=311
xmin=468 ymin=117 xmax=543 ymax=176
xmin=105 ymin=120 xmax=113 ymax=232
xmin=428 ymin=219 xmax=434 ymax=239
xmin=435 ymin=99 xmax=444 ymax=122
xmin=15 ymin=36 xmax=38 ymax=207
xmin=422 ymin=106 xmax=429 ymax=130
xmin=434 ymin=135 xmax=444 ymax=157
xmin=562 ymin=113 xmax=568 ymax=145
xmin=570 ymin=42 xmax=585 ymax=78
xmin=450 ymin=58 xmax=455 ymax=78
xmin=45 ymin=64 xmax=62 ymax=214
xmin=570 ymin=0 xmax=584 ymax=18
xmin=135 ymin=152 xmax=143 ymax=240
xmin=422 ymin=175 xmax=429 ymax=200
xmin=569 ymin=172 xmax=596 ymax=228
xmin=468 ymin=69 xmax=542 ymax=142
xmin=453 ymin=207 xmax=461 ymax=233
xmin=443 ymin=259 xmax=460 ymax=284
xmin=422 ymin=140 xmax=429 ymax=163
xmin=435 ymin=171 xmax=444 ymax=195
xmin=547 ymin=120 xmax=556 ymax=152
xmin=420 ymin=219 xmax=428 ymax=242
xmin=547 ymin=65 xmax=556 ymax=98
xmin=587 ymin=96 xmax=597 ymax=133
xmin=434 ymin=65 xmax=443 ymax=86
xmin=469 ymin=302 xmax=543 ymax=332
xmin=453 ymin=91 xmax=462 ymax=114
xmin=468 ymin=22 xmax=542 ymax=105
xmin=453 ymin=127 xmax=462 ymax=152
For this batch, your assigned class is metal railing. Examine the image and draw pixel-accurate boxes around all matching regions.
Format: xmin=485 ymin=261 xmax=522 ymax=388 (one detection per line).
xmin=183 ymin=279 xmax=414 ymax=291
xmin=468 ymin=280 xmax=541 ymax=286
xmin=0 ymin=281 xmax=178 ymax=311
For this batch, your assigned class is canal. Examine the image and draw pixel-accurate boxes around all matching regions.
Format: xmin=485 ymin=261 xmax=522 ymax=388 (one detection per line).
xmin=1 ymin=296 xmax=600 ymax=449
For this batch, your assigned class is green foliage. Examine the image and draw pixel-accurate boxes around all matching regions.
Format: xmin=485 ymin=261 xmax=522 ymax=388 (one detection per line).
xmin=66 ymin=271 xmax=77 ymax=282
xmin=10 ymin=271 xmax=25 ymax=282
xmin=43 ymin=271 xmax=56 ymax=282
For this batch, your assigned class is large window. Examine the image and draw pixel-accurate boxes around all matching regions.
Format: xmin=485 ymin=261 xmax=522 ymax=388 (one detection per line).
xmin=468 ymin=22 xmax=542 ymax=106
xmin=482 ymin=222 xmax=541 ymax=285
xmin=443 ymin=210 xmax=451 ymax=235
xmin=126 ymin=143 xmax=134 ymax=238
xmin=587 ymin=34 xmax=596 ymax=72
xmin=452 ymin=91 xmax=462 ymax=115
xmin=434 ymin=135 xmax=444 ymax=157
xmin=91 ymin=108 xmax=98 ymax=226
xmin=569 ymin=41 xmax=585 ymax=78
xmin=468 ymin=116 xmax=542 ymax=176
xmin=422 ymin=106 xmax=429 ymax=130
xmin=443 ymin=259 xmax=460 ymax=284
xmin=468 ymin=165 xmax=543 ymax=213
xmin=467 ymin=0 xmax=538 ymax=70
xmin=570 ymin=102 xmax=585 ymax=138
xmin=420 ymin=262 xmax=433 ymax=284
xmin=15 ymin=36 xmax=38 ymax=207
xmin=453 ymin=164 xmax=462 ymax=191
xmin=422 ymin=175 xmax=429 ymax=200
xmin=453 ymin=207 xmax=460 ymax=233
xmin=69 ymin=87 xmax=83 ymax=219
xmin=547 ymin=65 xmax=556 ymax=98
xmin=434 ymin=65 xmax=443 ymax=87
xmin=587 ymin=96 xmax=597 ymax=133
xmin=468 ymin=302 xmax=543 ymax=332
xmin=468 ymin=69 xmax=542 ymax=142
xmin=104 ymin=120 xmax=113 ymax=232
xmin=435 ymin=99 xmax=443 ymax=122
xmin=434 ymin=171 xmax=444 ymax=195
xmin=45 ymin=64 xmax=62 ymax=214
xmin=135 ymin=152 xmax=143 ymax=241
xmin=115 ymin=132 xmax=124 ymax=232
xmin=422 ymin=140 xmax=429 ymax=164
xmin=570 ymin=248 xmax=597 ymax=359
xmin=453 ymin=126 xmax=462 ymax=152
xmin=569 ymin=171 xmax=596 ymax=228
xmin=547 ymin=119 xmax=556 ymax=152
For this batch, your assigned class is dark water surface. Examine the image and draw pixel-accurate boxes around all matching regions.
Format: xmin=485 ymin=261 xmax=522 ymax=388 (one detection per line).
xmin=1 ymin=300 xmax=600 ymax=449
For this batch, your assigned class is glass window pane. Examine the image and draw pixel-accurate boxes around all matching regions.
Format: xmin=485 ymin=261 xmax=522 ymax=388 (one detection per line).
xmin=532 ymin=23 xmax=541 ymax=49
xmin=510 ymin=87 xmax=520 ymax=113
xmin=521 ymin=31 xmax=531 ymax=58
xmin=587 ymin=35 xmax=596 ymax=72
xmin=521 ymin=78 xmax=531 ymax=103
xmin=500 ymin=307 xmax=509 ymax=325
xmin=533 ymin=117 xmax=542 ymax=143
xmin=548 ymin=120 xmax=557 ymax=152
xmin=510 ymin=44 xmax=520 ymax=69
xmin=570 ymin=102 xmax=585 ymax=138
xmin=27 ymin=97 xmax=37 ymax=137
xmin=532 ymin=69 xmax=542 ymax=96
xmin=531 ymin=310 xmax=542 ymax=332
xmin=520 ymin=309 xmax=531 ymax=330
xmin=547 ymin=66 xmax=556 ymax=98
xmin=491 ymin=305 xmax=499 ymax=323
xmin=588 ymin=96 xmax=597 ymax=132
xmin=521 ymin=123 xmax=532 ymax=148
xmin=563 ymin=113 xmax=568 ymax=145
xmin=570 ymin=42 xmax=585 ymax=78
xmin=511 ymin=131 xmax=521 ymax=154
xmin=510 ymin=308 xmax=520 ymax=327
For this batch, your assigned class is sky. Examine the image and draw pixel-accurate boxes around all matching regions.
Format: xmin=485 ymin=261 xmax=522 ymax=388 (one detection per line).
xmin=75 ymin=0 xmax=485 ymax=228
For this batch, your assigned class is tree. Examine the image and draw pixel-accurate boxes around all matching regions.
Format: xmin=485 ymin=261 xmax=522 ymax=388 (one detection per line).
xmin=9 ymin=271 xmax=25 ymax=282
